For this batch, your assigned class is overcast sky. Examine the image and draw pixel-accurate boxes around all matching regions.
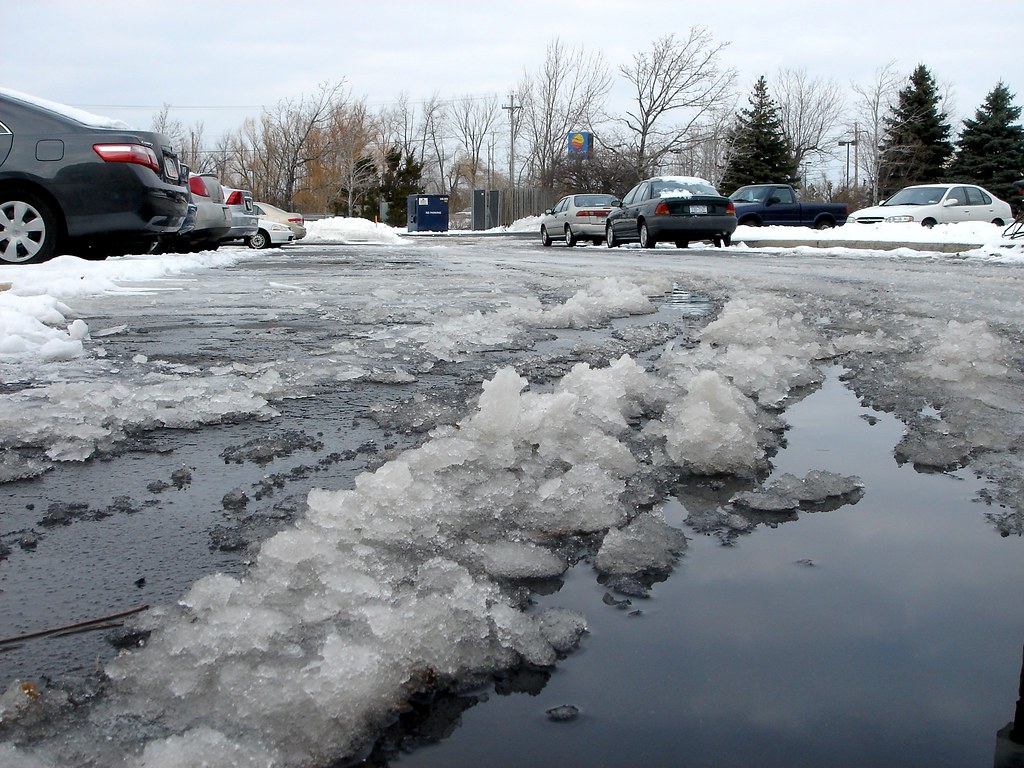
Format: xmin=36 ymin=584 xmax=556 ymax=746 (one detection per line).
xmin=4 ymin=0 xmax=1021 ymax=148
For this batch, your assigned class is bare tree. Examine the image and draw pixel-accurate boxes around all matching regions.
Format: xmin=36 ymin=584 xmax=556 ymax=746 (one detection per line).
xmin=419 ymin=93 xmax=449 ymax=194
xmin=225 ymin=81 xmax=349 ymax=208
xmin=616 ymin=29 xmax=736 ymax=179
xmin=773 ymin=67 xmax=845 ymax=180
xmin=151 ymin=105 xmax=207 ymax=173
xmin=517 ymin=38 xmax=611 ymax=191
xmin=450 ymin=94 xmax=501 ymax=190
xmin=851 ymin=61 xmax=901 ymax=204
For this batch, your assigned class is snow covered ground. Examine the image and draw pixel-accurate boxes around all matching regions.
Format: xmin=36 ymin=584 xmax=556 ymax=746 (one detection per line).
xmin=2 ymin=222 xmax=1024 ymax=766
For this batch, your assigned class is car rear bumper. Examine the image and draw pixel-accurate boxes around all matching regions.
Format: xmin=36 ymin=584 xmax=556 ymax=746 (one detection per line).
xmin=648 ymin=214 xmax=737 ymax=240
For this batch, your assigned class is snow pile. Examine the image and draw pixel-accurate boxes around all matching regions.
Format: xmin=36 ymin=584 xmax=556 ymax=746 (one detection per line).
xmin=304 ymin=217 xmax=406 ymax=243
xmin=0 ymin=293 xmax=88 ymax=362
xmin=735 ymin=220 xmax=1011 ymax=246
xmin=1 ymin=287 xmax=844 ymax=766
xmin=0 ymin=368 xmax=283 ymax=473
xmin=411 ymin=276 xmax=663 ymax=360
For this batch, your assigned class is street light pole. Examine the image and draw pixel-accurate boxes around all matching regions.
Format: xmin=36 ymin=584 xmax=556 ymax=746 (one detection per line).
xmin=838 ymin=138 xmax=858 ymax=192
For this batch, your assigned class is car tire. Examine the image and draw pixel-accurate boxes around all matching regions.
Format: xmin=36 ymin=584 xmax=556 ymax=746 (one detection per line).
xmin=606 ymin=224 xmax=618 ymax=248
xmin=815 ymin=218 xmax=835 ymax=229
xmin=0 ymin=192 xmax=59 ymax=264
xmin=541 ymin=226 xmax=552 ymax=247
xmin=639 ymin=221 xmax=656 ymax=248
xmin=921 ymin=218 xmax=937 ymax=229
xmin=992 ymin=218 xmax=1006 ymax=226
xmin=675 ymin=240 xmax=689 ymax=249
xmin=564 ymin=226 xmax=577 ymax=247
xmin=248 ymin=230 xmax=269 ymax=249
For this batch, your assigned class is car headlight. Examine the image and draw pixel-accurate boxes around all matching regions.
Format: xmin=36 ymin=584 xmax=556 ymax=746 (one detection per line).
xmin=884 ymin=215 xmax=915 ymax=223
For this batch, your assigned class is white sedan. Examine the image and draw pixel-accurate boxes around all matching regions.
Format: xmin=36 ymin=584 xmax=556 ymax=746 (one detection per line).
xmin=540 ymin=193 xmax=616 ymax=246
xmin=849 ymin=183 xmax=1013 ymax=228
xmin=246 ymin=219 xmax=295 ymax=249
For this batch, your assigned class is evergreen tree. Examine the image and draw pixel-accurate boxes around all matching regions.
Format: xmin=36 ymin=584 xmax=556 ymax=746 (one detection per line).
xmin=878 ymin=64 xmax=953 ymax=198
xmin=720 ymin=76 xmax=799 ymax=192
xmin=946 ymin=82 xmax=1024 ymax=207
xmin=365 ymin=148 xmax=424 ymax=225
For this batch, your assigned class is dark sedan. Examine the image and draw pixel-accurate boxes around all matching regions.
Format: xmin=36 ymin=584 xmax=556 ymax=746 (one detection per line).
xmin=605 ymin=176 xmax=736 ymax=249
xmin=0 ymin=89 xmax=189 ymax=264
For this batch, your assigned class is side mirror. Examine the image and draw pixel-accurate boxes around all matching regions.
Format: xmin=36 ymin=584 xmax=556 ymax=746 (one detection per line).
xmin=544 ymin=209 xmax=553 ymax=215
xmin=943 ymin=198 xmax=960 ymax=207
xmin=767 ymin=196 xmax=782 ymax=206
xmin=611 ymin=200 xmax=623 ymax=207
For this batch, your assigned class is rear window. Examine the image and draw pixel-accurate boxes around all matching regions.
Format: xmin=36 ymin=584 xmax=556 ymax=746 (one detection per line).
xmin=572 ymin=194 xmax=615 ymax=207
xmin=652 ymin=179 xmax=719 ymax=198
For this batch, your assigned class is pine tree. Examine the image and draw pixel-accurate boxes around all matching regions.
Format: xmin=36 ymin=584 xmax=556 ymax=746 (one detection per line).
xmin=878 ymin=64 xmax=953 ymax=198
xmin=720 ymin=76 xmax=799 ymax=192
xmin=946 ymin=82 xmax=1024 ymax=207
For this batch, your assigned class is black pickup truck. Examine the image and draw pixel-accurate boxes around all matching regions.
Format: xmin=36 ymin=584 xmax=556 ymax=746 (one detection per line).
xmin=729 ymin=184 xmax=848 ymax=229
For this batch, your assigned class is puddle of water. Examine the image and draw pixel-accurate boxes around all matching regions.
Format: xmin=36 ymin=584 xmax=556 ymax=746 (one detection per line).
xmin=393 ymin=369 xmax=1024 ymax=768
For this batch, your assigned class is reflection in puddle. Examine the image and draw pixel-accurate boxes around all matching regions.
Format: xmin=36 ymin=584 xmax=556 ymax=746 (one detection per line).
xmin=395 ymin=369 xmax=1024 ymax=768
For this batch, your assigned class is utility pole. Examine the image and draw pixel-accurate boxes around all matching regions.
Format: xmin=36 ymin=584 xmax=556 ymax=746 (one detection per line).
xmin=502 ymin=92 xmax=521 ymax=224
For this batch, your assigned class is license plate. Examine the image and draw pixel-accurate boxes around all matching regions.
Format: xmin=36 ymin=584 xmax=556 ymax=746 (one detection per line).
xmin=163 ymin=156 xmax=179 ymax=181
xmin=689 ymin=205 xmax=708 ymax=215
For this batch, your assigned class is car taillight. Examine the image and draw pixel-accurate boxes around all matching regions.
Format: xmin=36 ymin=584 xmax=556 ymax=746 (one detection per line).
xmin=575 ymin=210 xmax=610 ymax=218
xmin=654 ymin=201 xmax=670 ymax=215
xmin=189 ymin=176 xmax=211 ymax=197
xmin=225 ymin=191 xmax=243 ymax=205
xmin=92 ymin=143 xmax=160 ymax=173
xmin=726 ymin=201 xmax=736 ymax=215
xmin=288 ymin=216 xmax=303 ymax=224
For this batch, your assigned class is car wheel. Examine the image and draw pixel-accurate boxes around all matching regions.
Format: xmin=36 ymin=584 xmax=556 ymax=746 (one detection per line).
xmin=606 ymin=224 xmax=618 ymax=248
xmin=992 ymin=218 xmax=1006 ymax=226
xmin=639 ymin=221 xmax=656 ymax=248
xmin=675 ymin=240 xmax=689 ymax=248
xmin=541 ymin=226 xmax=552 ymax=247
xmin=248 ymin=230 xmax=269 ymax=249
xmin=815 ymin=218 xmax=835 ymax=229
xmin=739 ymin=217 xmax=760 ymax=227
xmin=564 ymin=226 xmax=577 ymax=247
xmin=0 ymin=193 xmax=59 ymax=264
xmin=921 ymin=218 xmax=937 ymax=229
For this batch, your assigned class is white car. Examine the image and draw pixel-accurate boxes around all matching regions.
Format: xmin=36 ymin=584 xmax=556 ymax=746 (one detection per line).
xmin=849 ymin=183 xmax=1013 ymax=228
xmin=246 ymin=219 xmax=294 ymax=249
xmin=540 ymin=193 xmax=616 ymax=246
xmin=254 ymin=201 xmax=306 ymax=240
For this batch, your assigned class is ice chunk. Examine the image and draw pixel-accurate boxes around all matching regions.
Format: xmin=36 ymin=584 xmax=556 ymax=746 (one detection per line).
xmin=653 ymin=370 xmax=764 ymax=475
xmin=595 ymin=512 xmax=688 ymax=576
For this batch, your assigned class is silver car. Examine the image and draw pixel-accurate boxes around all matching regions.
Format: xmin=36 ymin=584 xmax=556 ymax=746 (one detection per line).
xmin=220 ymin=186 xmax=258 ymax=243
xmin=540 ymin=193 xmax=616 ymax=247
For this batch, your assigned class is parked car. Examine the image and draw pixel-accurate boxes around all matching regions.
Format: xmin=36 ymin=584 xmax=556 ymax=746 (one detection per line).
xmin=253 ymin=201 xmax=306 ymax=240
xmin=729 ymin=184 xmax=848 ymax=228
xmin=0 ymin=88 xmax=189 ymax=264
xmin=154 ymin=172 xmax=231 ymax=253
xmin=540 ymin=193 xmax=616 ymax=246
xmin=848 ymin=184 xmax=1013 ymax=227
xmin=247 ymin=218 xmax=295 ymax=249
xmin=605 ymin=176 xmax=736 ymax=249
xmin=220 ymin=186 xmax=258 ymax=244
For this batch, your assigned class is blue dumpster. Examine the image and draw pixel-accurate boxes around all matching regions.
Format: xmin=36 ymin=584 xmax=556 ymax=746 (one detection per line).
xmin=407 ymin=194 xmax=449 ymax=232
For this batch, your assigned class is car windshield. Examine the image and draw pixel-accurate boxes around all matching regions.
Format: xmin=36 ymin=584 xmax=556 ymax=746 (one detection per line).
xmin=651 ymin=179 xmax=719 ymax=199
xmin=882 ymin=187 xmax=947 ymax=206
xmin=729 ymin=186 xmax=769 ymax=203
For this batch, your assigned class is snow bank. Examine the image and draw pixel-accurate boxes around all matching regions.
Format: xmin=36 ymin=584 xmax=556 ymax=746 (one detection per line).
xmin=304 ymin=217 xmax=406 ymax=243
